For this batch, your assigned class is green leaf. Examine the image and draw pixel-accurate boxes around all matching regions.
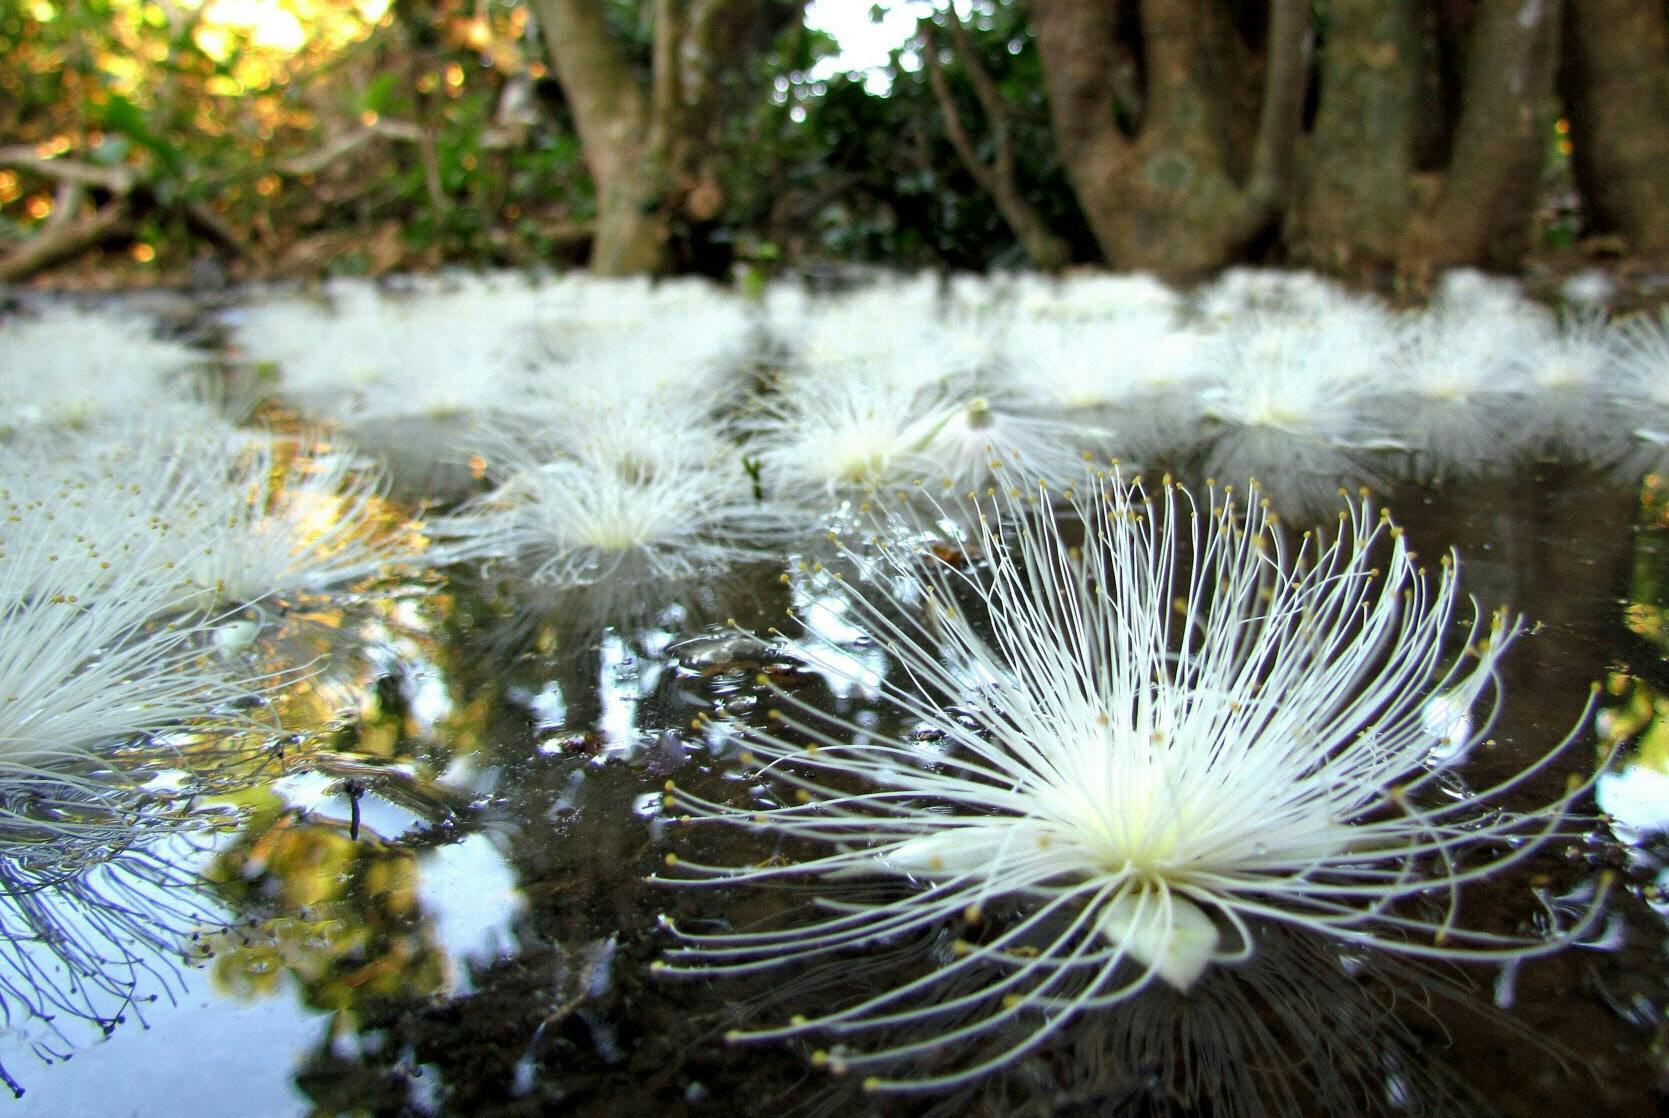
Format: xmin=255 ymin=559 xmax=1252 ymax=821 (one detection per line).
xmin=98 ymin=91 xmax=185 ymax=177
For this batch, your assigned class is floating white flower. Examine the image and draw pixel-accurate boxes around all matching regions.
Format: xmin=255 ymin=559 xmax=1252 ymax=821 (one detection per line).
xmin=433 ymin=437 xmax=779 ymax=592
xmin=1614 ymin=307 xmax=1669 ymax=467
xmin=228 ymin=279 xmax=542 ymax=425
xmin=1516 ymin=308 xmax=1627 ymax=465
xmin=1 ymin=430 xmax=415 ymax=616
xmin=0 ymin=516 xmax=284 ymax=843
xmin=1376 ymin=306 xmax=1535 ymax=481
xmin=655 ymin=469 xmax=1599 ymax=1092
xmin=1003 ymin=312 xmax=1206 ymax=461
xmin=1013 ymin=271 xmax=1181 ymax=321
xmin=0 ymin=306 xmax=217 ymax=433
xmin=751 ymin=371 xmax=1102 ymax=505
xmin=1198 ymin=312 xmax=1395 ymax=517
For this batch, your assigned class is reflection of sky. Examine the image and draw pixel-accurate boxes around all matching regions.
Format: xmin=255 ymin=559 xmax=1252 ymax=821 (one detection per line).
xmin=1598 ymin=765 xmax=1669 ymax=842
xmin=6 ymin=967 xmax=327 ymax=1118
xmin=793 ymin=581 xmax=888 ymax=700
xmin=416 ymin=834 xmax=524 ymax=994
xmin=1 ymin=831 xmax=523 ymax=1113
xmin=2 ymin=842 xmax=326 ymax=1118
xmin=269 ymin=769 xmax=427 ymax=841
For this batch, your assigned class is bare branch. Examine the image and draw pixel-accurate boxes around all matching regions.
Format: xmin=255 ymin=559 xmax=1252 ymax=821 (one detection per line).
xmin=923 ymin=23 xmax=998 ymax=195
xmin=942 ymin=4 xmax=1013 ymax=177
xmin=277 ymin=121 xmax=525 ymax=177
xmin=924 ymin=11 xmax=1070 ymax=270
xmin=649 ymin=0 xmax=684 ymax=153
xmin=0 ymin=148 xmax=137 ymax=194
xmin=0 ymin=199 xmax=129 ymax=283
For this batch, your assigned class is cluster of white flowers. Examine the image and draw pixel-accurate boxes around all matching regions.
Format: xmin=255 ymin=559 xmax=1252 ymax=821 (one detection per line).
xmin=0 ymin=266 xmax=1634 ymax=1096
xmin=0 ymin=305 xmax=220 ymax=434
xmin=0 ymin=302 xmax=435 ymax=1056
xmin=217 ymin=265 xmax=1669 ymax=532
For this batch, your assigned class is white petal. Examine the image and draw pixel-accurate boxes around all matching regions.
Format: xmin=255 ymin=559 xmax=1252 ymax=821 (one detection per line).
xmin=1097 ymin=892 xmax=1219 ymax=992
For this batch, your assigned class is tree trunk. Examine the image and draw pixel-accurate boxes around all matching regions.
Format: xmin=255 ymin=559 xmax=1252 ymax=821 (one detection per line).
xmin=1294 ymin=0 xmax=1423 ymax=274
xmin=531 ymin=0 xmax=669 ymax=274
xmin=1031 ymin=0 xmax=1309 ymax=279
xmin=1559 ymin=0 xmax=1669 ymax=252
xmin=531 ymin=0 xmax=800 ymax=274
xmin=1408 ymin=0 xmax=1563 ymax=273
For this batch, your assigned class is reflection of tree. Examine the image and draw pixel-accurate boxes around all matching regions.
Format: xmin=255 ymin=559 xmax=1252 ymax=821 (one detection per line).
xmin=202 ymin=791 xmax=448 ymax=1015
xmin=1626 ymin=474 xmax=1669 ymax=656
xmin=264 ymin=878 xmax=1518 ymax=1117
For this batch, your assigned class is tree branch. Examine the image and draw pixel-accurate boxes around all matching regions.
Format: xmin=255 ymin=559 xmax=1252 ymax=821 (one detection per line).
xmin=0 ymin=147 xmax=137 ymax=194
xmin=0 ymin=199 xmax=129 ymax=282
xmin=649 ymin=0 xmax=684 ymax=154
xmin=923 ymin=23 xmax=999 ymax=195
xmin=924 ymin=11 xmax=1070 ymax=269
xmin=942 ymin=4 xmax=1014 ymax=178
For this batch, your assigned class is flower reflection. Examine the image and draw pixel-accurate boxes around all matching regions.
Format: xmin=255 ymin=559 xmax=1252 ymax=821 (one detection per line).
xmin=707 ymin=915 xmax=1503 ymax=1117
xmin=0 ymin=828 xmax=225 ymax=1097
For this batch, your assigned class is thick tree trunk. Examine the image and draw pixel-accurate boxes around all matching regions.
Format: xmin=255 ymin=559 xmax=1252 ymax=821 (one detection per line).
xmin=1409 ymin=0 xmax=1563 ymax=273
xmin=1031 ymin=0 xmax=1308 ymax=279
xmin=1294 ymin=0 xmax=1423 ymax=274
xmin=531 ymin=0 xmax=799 ymax=274
xmin=531 ymin=0 xmax=669 ymax=274
xmin=1559 ymin=0 xmax=1669 ymax=252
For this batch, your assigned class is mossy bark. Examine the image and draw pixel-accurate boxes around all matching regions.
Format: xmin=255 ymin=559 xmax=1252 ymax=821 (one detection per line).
xmin=1031 ymin=0 xmax=1309 ymax=280
xmin=1294 ymin=0 xmax=1423 ymax=275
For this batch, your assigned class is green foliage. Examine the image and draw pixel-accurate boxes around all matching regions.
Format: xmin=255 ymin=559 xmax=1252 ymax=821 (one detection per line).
xmin=717 ymin=0 xmax=1090 ymax=272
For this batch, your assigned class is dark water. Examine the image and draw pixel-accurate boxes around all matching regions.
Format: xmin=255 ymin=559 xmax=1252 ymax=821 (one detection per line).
xmin=6 ymin=462 xmax=1667 ymax=1117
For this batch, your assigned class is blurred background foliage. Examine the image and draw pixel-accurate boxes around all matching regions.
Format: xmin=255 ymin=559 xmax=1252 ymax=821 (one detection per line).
xmin=1 ymin=0 xmax=1666 ymax=285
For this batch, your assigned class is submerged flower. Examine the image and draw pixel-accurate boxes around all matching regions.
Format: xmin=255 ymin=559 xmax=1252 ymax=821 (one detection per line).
xmin=655 ymin=469 xmax=1599 ymax=1091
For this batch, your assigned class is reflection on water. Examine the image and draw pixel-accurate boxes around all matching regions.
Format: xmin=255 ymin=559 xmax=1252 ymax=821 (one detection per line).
xmin=10 ymin=462 xmax=1669 ymax=1116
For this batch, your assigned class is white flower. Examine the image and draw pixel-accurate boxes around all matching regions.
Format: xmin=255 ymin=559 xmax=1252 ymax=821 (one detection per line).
xmin=1192 ymin=267 xmax=1345 ymax=320
xmin=433 ymin=438 xmax=778 ymax=591
xmin=1614 ymin=307 xmax=1669 ymax=464
xmin=655 ymin=469 xmax=1599 ymax=1092
xmin=0 ymin=306 xmax=216 ymax=432
xmin=1376 ymin=306 xmax=1535 ymax=480
xmin=1002 ymin=313 xmax=1206 ymax=461
xmin=0 ymin=516 xmax=282 ymax=840
xmin=1013 ymin=271 xmax=1181 ymax=321
xmin=1198 ymin=312 xmax=1395 ymax=516
xmin=1515 ymin=308 xmax=1628 ymax=465
xmin=789 ymin=280 xmax=969 ymax=391
xmin=750 ymin=373 xmax=1099 ymax=503
xmin=1559 ymin=269 xmax=1617 ymax=309
xmin=1 ymin=430 xmax=415 ymax=615
xmin=228 ymin=279 xmax=542 ymax=425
